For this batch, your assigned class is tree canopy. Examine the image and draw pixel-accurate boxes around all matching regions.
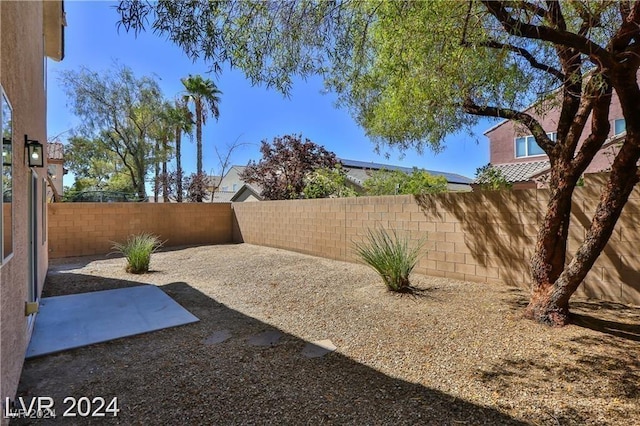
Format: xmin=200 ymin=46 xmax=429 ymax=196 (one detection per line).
xmin=474 ymin=164 xmax=512 ymax=191
xmin=240 ymin=134 xmax=339 ymax=200
xmin=59 ymin=64 xmax=166 ymax=199
xmin=303 ymin=165 xmax=357 ymax=199
xmin=363 ymin=168 xmax=448 ymax=196
xmin=117 ymin=1 xmax=640 ymax=325
xmin=181 ymin=74 xmax=222 ymax=188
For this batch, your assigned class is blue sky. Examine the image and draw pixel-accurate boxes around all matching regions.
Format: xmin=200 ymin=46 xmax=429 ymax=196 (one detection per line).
xmin=48 ymin=1 xmax=495 ymax=187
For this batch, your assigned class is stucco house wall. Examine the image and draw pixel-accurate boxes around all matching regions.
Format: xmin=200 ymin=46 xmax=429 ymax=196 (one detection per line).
xmin=218 ymin=166 xmax=246 ymax=193
xmin=1 ymin=0 xmax=63 ymax=414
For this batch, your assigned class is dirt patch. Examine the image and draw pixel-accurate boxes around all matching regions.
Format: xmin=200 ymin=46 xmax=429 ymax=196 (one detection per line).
xmin=15 ymin=243 xmax=640 ymax=425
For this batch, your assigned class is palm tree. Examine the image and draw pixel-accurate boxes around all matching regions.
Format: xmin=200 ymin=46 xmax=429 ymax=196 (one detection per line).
xmin=150 ymin=102 xmax=174 ymax=202
xmin=169 ymin=98 xmax=193 ymax=202
xmin=181 ymin=75 xmax=222 ymax=201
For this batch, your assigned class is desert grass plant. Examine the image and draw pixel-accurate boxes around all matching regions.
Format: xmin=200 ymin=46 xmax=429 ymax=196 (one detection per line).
xmin=353 ymin=228 xmax=425 ymax=293
xmin=111 ymin=233 xmax=163 ymax=274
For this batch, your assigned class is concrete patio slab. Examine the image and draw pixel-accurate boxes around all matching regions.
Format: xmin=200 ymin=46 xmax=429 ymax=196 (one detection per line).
xmin=26 ymin=285 xmax=199 ymax=358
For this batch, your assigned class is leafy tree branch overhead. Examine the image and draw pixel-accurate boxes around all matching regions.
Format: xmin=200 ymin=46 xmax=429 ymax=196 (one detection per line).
xmin=117 ymin=1 xmax=640 ymax=326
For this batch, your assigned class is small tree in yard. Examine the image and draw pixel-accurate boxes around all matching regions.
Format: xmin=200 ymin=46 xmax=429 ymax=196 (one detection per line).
xmin=303 ymin=165 xmax=357 ymax=199
xmin=364 ymin=168 xmax=448 ymax=196
xmin=474 ymin=165 xmax=512 ymax=191
xmin=240 ymin=134 xmax=339 ymax=200
xmin=184 ymin=172 xmax=209 ymax=202
xmin=118 ymin=1 xmax=640 ymax=325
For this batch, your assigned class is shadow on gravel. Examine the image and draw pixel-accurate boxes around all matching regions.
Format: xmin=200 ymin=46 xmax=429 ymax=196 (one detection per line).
xmin=16 ymin=273 xmax=526 ymax=425
xmin=570 ymin=299 xmax=640 ymax=342
xmin=478 ymin=332 xmax=640 ymax=424
xmin=571 ymin=313 xmax=640 ymax=342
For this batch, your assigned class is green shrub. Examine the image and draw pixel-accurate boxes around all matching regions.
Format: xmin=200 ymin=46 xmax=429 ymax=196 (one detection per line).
xmin=363 ymin=168 xmax=448 ymax=196
xmin=474 ymin=164 xmax=512 ymax=191
xmin=353 ymin=228 xmax=424 ymax=292
xmin=111 ymin=233 xmax=163 ymax=274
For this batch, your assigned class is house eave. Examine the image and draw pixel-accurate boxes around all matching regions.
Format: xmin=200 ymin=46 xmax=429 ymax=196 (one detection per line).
xmin=43 ymin=0 xmax=66 ymax=61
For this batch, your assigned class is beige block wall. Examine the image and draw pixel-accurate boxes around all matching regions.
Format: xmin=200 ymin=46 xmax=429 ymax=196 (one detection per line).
xmin=233 ymin=175 xmax=640 ymax=306
xmin=1 ymin=0 xmax=50 ymax=414
xmin=48 ymin=203 xmax=234 ymax=258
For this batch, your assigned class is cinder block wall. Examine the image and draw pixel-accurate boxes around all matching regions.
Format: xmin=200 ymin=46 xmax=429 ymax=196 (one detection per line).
xmin=48 ymin=203 xmax=233 ymax=258
xmin=233 ymin=175 xmax=640 ymax=306
xmin=46 ymin=175 xmax=640 ymax=305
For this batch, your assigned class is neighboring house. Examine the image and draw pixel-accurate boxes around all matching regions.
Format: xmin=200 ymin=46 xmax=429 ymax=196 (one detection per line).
xmin=1 ymin=0 xmax=65 ymax=411
xmin=481 ymin=92 xmax=624 ymax=189
xmin=207 ymin=165 xmax=248 ymax=202
xmin=204 ymin=174 xmax=222 ymax=193
xmin=340 ymin=159 xmax=473 ymax=192
xmin=216 ymin=165 xmax=246 ymax=193
xmin=230 ymin=183 xmax=264 ymax=202
xmin=211 ymin=160 xmax=472 ymax=202
xmin=47 ymin=141 xmax=65 ymax=201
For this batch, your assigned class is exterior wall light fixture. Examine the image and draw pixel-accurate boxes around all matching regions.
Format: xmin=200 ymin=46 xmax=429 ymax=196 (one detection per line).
xmin=25 ymin=135 xmax=44 ymax=168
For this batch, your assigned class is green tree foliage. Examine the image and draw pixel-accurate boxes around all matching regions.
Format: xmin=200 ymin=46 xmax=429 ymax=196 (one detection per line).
xmin=474 ymin=164 xmax=512 ymax=191
xmin=181 ymin=74 xmax=222 ymax=202
xmin=167 ymin=98 xmax=194 ymax=202
xmin=117 ymin=1 xmax=640 ymax=326
xmin=303 ymin=165 xmax=357 ymax=199
xmin=59 ymin=64 xmax=165 ymax=199
xmin=241 ymin=134 xmax=338 ymax=200
xmin=149 ymin=101 xmax=178 ymax=202
xmin=64 ymin=136 xmax=128 ymax=190
xmin=364 ymin=168 xmax=448 ymax=196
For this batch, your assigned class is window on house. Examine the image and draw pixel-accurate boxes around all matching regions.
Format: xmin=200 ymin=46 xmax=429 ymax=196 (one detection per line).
xmin=614 ymin=119 xmax=626 ymax=135
xmin=515 ymin=133 xmax=555 ymax=158
xmin=232 ymin=183 xmax=238 ymax=192
xmin=1 ymin=87 xmax=13 ymax=261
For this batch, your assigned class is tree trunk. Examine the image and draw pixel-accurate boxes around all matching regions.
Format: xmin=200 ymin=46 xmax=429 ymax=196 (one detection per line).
xmin=196 ymin=102 xmax=203 ymax=170
xmin=162 ymin=136 xmax=169 ymax=202
xmin=526 ymin=141 xmax=640 ymax=326
xmin=176 ymin=128 xmax=183 ymax=202
xmin=154 ymin=141 xmax=160 ymax=203
xmin=526 ymin=163 xmax=576 ymax=325
xmin=195 ymin=101 xmax=203 ymax=202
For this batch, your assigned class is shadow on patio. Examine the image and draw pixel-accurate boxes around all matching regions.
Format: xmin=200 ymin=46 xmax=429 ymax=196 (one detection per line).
xmin=17 ymin=273 xmax=525 ymax=425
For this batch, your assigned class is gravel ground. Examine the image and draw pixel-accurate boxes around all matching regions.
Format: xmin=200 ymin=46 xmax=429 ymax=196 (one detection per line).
xmin=16 ymin=243 xmax=640 ymax=425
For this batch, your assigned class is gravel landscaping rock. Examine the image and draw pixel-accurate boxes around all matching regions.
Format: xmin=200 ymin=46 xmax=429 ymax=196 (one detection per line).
xmin=15 ymin=243 xmax=640 ymax=425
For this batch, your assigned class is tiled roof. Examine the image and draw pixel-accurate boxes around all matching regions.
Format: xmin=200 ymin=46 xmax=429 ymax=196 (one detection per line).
xmin=47 ymin=142 xmax=64 ymax=160
xmin=339 ymin=158 xmax=473 ymax=184
xmin=479 ymin=160 xmax=551 ymax=183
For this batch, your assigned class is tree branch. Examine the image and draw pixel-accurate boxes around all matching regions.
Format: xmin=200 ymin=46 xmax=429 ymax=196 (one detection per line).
xmin=481 ymin=1 xmax=614 ymax=70
xmin=462 ymin=39 xmax=564 ymax=81
xmin=462 ymin=98 xmax=555 ymax=154
xmin=571 ymin=77 xmax=613 ymax=172
xmin=610 ymin=1 xmax=640 ymax=52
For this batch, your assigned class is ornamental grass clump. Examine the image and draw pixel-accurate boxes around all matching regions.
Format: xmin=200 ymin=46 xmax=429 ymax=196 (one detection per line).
xmin=111 ymin=233 xmax=163 ymax=274
xmin=353 ymin=228 xmax=425 ymax=292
